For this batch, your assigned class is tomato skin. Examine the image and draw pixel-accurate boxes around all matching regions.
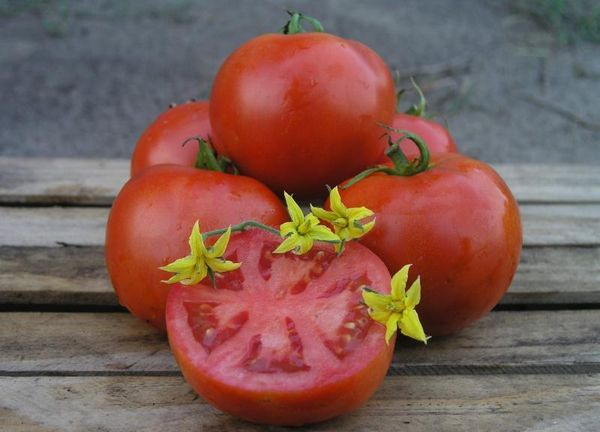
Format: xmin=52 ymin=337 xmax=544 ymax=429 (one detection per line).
xmin=337 ymin=154 xmax=522 ymax=336
xmin=105 ymin=165 xmax=288 ymax=331
xmin=379 ymin=113 xmax=458 ymax=163
xmin=171 ymin=330 xmax=393 ymax=425
xmin=166 ymin=230 xmax=394 ymax=425
xmin=210 ymin=33 xmax=396 ymax=198
xmin=130 ymin=101 xmax=211 ymax=177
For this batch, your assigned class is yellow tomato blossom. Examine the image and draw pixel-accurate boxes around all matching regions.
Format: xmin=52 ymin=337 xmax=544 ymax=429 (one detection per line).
xmin=160 ymin=221 xmax=241 ymax=285
xmin=310 ymin=187 xmax=375 ymax=252
xmin=362 ymin=264 xmax=429 ymax=345
xmin=274 ymin=192 xmax=340 ymax=255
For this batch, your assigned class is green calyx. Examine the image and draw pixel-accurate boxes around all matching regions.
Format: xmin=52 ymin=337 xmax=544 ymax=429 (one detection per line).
xmin=280 ymin=11 xmax=324 ymax=34
xmin=341 ymin=128 xmax=431 ymax=189
xmin=184 ymin=137 xmax=238 ymax=174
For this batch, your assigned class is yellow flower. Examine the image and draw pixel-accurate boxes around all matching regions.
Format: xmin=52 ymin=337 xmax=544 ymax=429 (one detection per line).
xmin=160 ymin=220 xmax=241 ymax=285
xmin=274 ymin=192 xmax=340 ymax=255
xmin=362 ymin=264 xmax=429 ymax=345
xmin=311 ymin=187 xmax=375 ymax=252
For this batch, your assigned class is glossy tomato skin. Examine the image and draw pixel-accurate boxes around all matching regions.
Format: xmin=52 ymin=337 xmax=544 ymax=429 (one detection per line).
xmin=379 ymin=113 xmax=458 ymax=163
xmin=337 ymin=154 xmax=522 ymax=336
xmin=210 ymin=33 xmax=396 ymax=198
xmin=131 ymin=101 xmax=211 ymax=177
xmin=167 ymin=230 xmax=394 ymax=425
xmin=105 ymin=165 xmax=288 ymax=331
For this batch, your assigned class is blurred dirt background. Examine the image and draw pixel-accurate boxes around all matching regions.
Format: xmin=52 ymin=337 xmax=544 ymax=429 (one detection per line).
xmin=1 ymin=0 xmax=599 ymax=162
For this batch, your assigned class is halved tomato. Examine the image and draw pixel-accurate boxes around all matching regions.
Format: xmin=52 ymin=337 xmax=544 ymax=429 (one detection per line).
xmin=166 ymin=229 xmax=393 ymax=426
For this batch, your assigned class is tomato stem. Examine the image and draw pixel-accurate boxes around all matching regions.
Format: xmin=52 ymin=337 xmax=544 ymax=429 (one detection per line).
xmin=341 ymin=128 xmax=430 ymax=189
xmin=184 ymin=137 xmax=238 ymax=174
xmin=280 ymin=11 xmax=324 ymax=34
xmin=403 ymin=77 xmax=428 ymax=117
xmin=202 ymin=221 xmax=280 ymax=239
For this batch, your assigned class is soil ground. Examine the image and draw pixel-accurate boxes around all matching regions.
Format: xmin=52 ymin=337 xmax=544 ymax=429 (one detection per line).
xmin=1 ymin=0 xmax=599 ymax=162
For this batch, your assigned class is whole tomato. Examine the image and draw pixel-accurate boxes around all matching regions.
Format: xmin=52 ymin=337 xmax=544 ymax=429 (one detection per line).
xmin=379 ymin=81 xmax=457 ymax=163
xmin=167 ymin=229 xmax=394 ymax=426
xmin=210 ymin=12 xmax=396 ymax=198
xmin=131 ymin=100 xmax=211 ymax=177
xmin=336 ymin=133 xmax=522 ymax=336
xmin=105 ymin=161 xmax=288 ymax=331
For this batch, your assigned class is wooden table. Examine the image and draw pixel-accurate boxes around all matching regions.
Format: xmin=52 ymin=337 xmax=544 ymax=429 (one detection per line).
xmin=1 ymin=158 xmax=599 ymax=431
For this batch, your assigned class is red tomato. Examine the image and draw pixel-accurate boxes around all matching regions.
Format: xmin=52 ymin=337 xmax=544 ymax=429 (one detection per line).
xmin=167 ymin=229 xmax=394 ymax=425
xmin=105 ymin=165 xmax=288 ymax=331
xmin=131 ymin=101 xmax=210 ymax=177
xmin=378 ymin=113 xmax=458 ymax=163
xmin=210 ymin=32 xmax=396 ymax=198
xmin=336 ymin=153 xmax=522 ymax=336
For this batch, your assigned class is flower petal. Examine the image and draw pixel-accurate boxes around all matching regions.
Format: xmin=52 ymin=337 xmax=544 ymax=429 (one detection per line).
xmin=273 ymin=234 xmax=301 ymax=254
xmin=308 ymin=225 xmax=340 ymax=243
xmin=329 ymin=187 xmax=347 ymax=217
xmin=279 ymin=221 xmax=297 ymax=237
xmin=295 ymin=235 xmax=314 ymax=255
xmin=347 ymin=206 xmax=374 ymax=221
xmin=362 ymin=289 xmax=391 ymax=311
xmin=284 ymin=192 xmax=304 ymax=226
xmin=399 ymin=309 xmax=428 ymax=343
xmin=391 ymin=264 xmax=411 ymax=300
xmin=180 ymin=264 xmax=208 ymax=286
xmin=207 ymin=226 xmax=232 ymax=258
xmin=405 ymin=276 xmax=421 ymax=309
xmin=385 ymin=312 xmax=401 ymax=345
xmin=361 ymin=219 xmax=376 ymax=235
xmin=188 ymin=220 xmax=207 ymax=258
xmin=159 ymin=255 xmax=196 ymax=273
xmin=161 ymin=270 xmax=194 ymax=285
xmin=310 ymin=205 xmax=337 ymax=222
xmin=206 ymin=257 xmax=241 ymax=273
xmin=368 ymin=309 xmax=392 ymax=323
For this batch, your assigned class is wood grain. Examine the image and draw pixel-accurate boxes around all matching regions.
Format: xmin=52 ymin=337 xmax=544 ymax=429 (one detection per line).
xmin=1 ymin=375 xmax=598 ymax=431
xmin=0 ymin=157 xmax=128 ymax=205
xmin=1 ymin=158 xmax=598 ymax=205
xmin=0 ymin=311 xmax=598 ymax=374
xmin=1 ymin=245 xmax=599 ymax=307
xmin=1 ymin=204 xmax=599 ymax=247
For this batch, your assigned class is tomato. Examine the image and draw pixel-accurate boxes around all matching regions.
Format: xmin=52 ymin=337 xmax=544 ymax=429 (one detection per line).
xmin=209 ymin=17 xmax=396 ymax=198
xmin=378 ymin=113 xmax=458 ymax=162
xmin=166 ymin=229 xmax=394 ymax=426
xmin=105 ymin=165 xmax=288 ymax=330
xmin=336 ymin=151 xmax=522 ymax=336
xmin=130 ymin=100 xmax=211 ymax=177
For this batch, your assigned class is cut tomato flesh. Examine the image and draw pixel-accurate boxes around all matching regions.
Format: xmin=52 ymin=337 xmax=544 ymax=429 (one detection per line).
xmin=167 ymin=230 xmax=394 ymax=425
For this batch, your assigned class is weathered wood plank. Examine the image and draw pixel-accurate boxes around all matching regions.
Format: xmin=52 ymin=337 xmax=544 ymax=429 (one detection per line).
xmin=1 ymin=204 xmax=599 ymax=247
xmin=1 ymin=375 xmax=598 ymax=431
xmin=1 ymin=158 xmax=598 ymax=205
xmin=493 ymin=164 xmax=600 ymax=203
xmin=1 ymin=246 xmax=598 ymax=307
xmin=0 ymin=207 xmax=108 ymax=247
xmin=0 ymin=311 xmax=598 ymax=374
xmin=0 ymin=157 xmax=129 ymax=205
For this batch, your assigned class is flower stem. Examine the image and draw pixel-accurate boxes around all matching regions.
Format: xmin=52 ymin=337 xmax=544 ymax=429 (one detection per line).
xmin=202 ymin=221 xmax=280 ymax=239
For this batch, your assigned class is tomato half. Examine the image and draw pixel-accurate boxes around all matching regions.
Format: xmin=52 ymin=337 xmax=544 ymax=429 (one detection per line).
xmin=130 ymin=101 xmax=211 ymax=177
xmin=210 ymin=32 xmax=396 ymax=198
xmin=166 ymin=229 xmax=393 ymax=426
xmin=105 ymin=165 xmax=288 ymax=330
xmin=381 ymin=113 xmax=458 ymax=162
xmin=336 ymin=153 xmax=522 ymax=336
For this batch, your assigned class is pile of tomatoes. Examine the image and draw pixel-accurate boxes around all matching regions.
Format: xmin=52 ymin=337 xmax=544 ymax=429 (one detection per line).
xmin=105 ymin=12 xmax=522 ymax=426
